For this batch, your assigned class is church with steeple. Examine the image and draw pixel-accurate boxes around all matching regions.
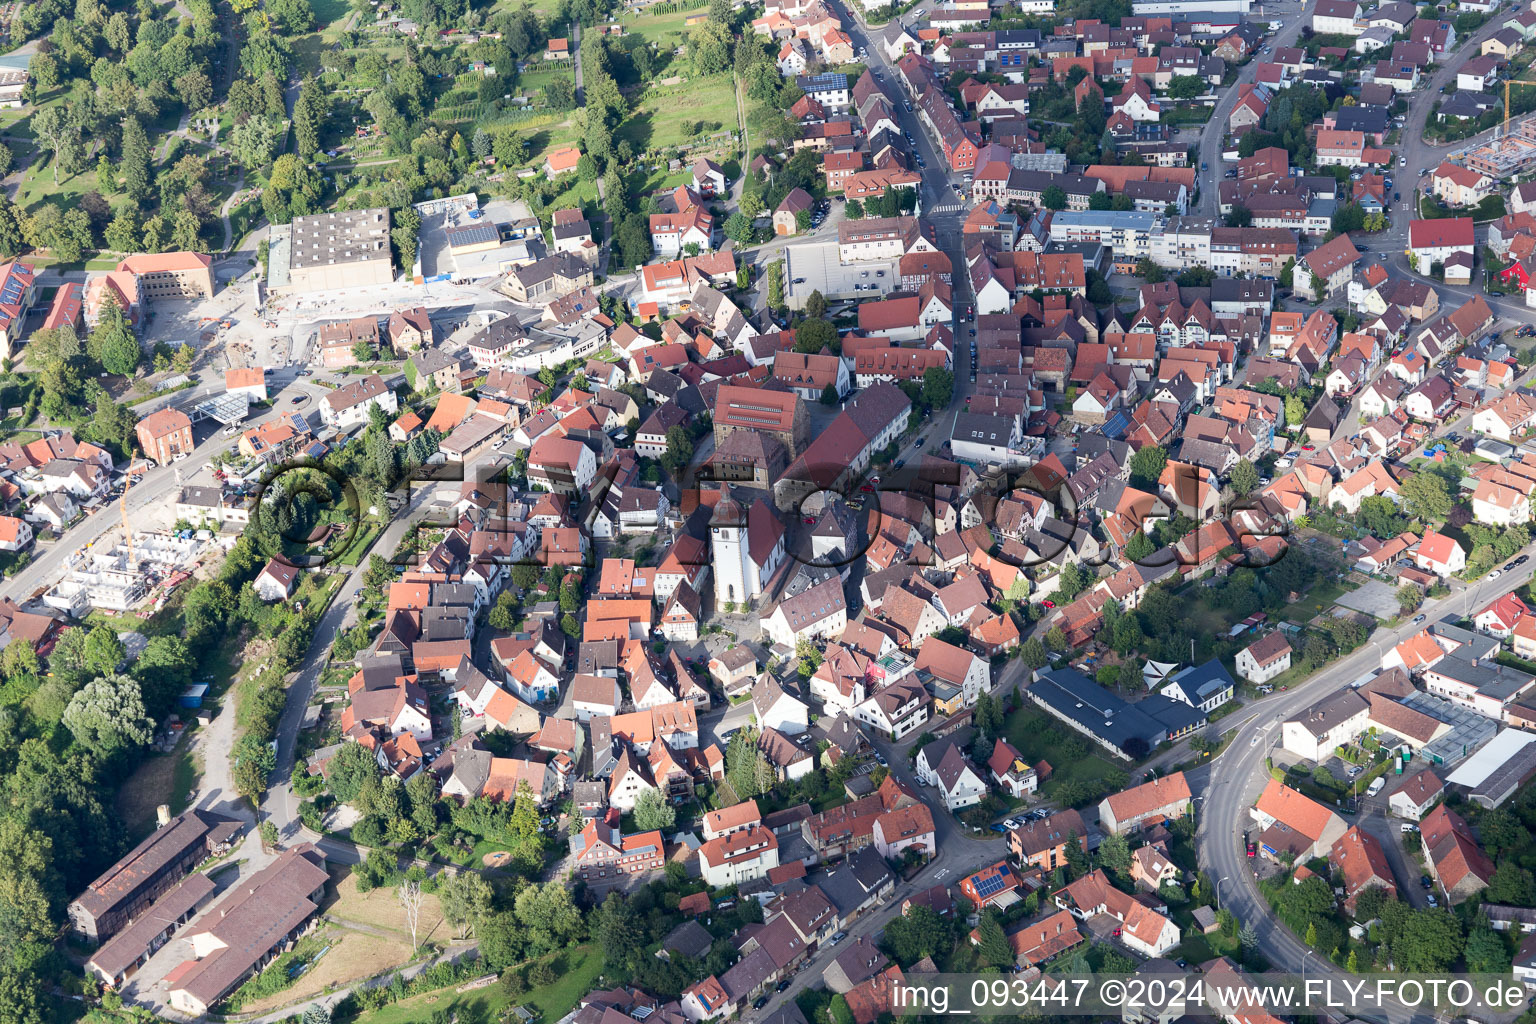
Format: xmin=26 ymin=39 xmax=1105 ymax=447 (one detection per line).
xmin=709 ymin=486 xmax=787 ymax=608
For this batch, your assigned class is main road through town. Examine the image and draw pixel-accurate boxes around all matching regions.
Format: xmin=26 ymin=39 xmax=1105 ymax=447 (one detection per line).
xmin=1193 ymin=556 xmax=1536 ymax=1024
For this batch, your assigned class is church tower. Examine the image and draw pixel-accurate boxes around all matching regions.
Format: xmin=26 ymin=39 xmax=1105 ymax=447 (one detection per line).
xmin=710 ymin=490 xmax=748 ymax=607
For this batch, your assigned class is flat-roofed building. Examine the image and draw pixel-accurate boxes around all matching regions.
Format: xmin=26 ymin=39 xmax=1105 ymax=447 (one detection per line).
xmin=285 ymin=208 xmax=394 ymax=291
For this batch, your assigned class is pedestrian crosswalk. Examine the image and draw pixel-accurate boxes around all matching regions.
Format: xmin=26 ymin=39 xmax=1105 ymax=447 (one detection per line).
xmin=928 ymin=203 xmax=966 ymax=215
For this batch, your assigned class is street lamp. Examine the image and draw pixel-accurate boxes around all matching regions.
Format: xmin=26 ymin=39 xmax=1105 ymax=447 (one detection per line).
xmin=1302 ymin=950 xmax=1315 ymax=981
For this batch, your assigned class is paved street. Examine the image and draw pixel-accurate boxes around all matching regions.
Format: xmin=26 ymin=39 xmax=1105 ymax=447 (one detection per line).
xmin=1195 ymin=561 xmax=1536 ymax=1024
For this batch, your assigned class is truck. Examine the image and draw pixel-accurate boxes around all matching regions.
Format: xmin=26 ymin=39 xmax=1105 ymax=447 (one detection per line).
xmin=1366 ymin=777 xmax=1386 ymax=797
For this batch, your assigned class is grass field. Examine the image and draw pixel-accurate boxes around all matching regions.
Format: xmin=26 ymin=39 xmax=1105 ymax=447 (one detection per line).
xmin=114 ymin=731 xmax=199 ymax=841
xmin=244 ymin=930 xmax=416 ymax=1014
xmin=617 ymin=72 xmax=740 ymax=154
xmin=357 ymin=945 xmax=604 ymax=1024
xmin=325 ymin=871 xmax=448 ymax=945
xmin=1001 ymin=705 xmax=1126 ymax=805
xmin=310 ymin=0 xmax=351 ymax=29
xmin=1276 ymin=578 xmax=1351 ymax=624
xmin=618 ymin=6 xmax=703 ymax=46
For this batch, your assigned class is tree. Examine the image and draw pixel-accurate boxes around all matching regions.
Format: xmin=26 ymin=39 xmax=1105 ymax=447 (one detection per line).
xmin=662 ymin=424 xmax=694 ymax=473
xmin=845 ymin=198 xmax=865 ymax=219
xmin=514 ymin=881 xmax=584 ymax=954
xmin=398 ymin=878 xmax=425 ymax=952
xmin=976 ymin=913 xmax=1013 ymax=967
xmin=82 ymin=626 xmax=126 ymax=678
xmin=120 ymin=116 xmax=152 ymax=202
xmin=804 ymin=290 xmax=829 ymax=319
xmin=0 ymin=193 xmax=22 ymax=260
xmin=1135 ymin=257 xmax=1166 ymax=284
xmin=1020 ymin=637 xmax=1047 ymax=669
xmin=596 ymin=890 xmax=641 ymax=972
xmin=1284 ymin=393 xmax=1306 ymax=428
xmin=1169 ymin=75 xmax=1203 ymax=98
xmin=922 ymin=367 xmax=954 ymax=409
xmin=328 ymin=740 xmax=381 ymax=803
xmin=724 ymin=211 xmax=753 ymax=244
xmin=136 ymin=635 xmax=195 ymax=707
xmin=1125 ymin=530 xmax=1156 ymax=564
xmin=820 ymin=382 xmax=839 ymax=406
xmin=178 ymin=70 xmax=213 ymax=115
xmin=1041 ymin=185 xmax=1069 ymax=210
xmin=1044 ymin=626 xmax=1068 ymax=652
xmin=1400 ymin=472 xmax=1453 ymax=522
xmin=1278 ymin=257 xmax=1296 ymax=288
xmin=61 ymin=673 xmax=154 ymax=757
xmin=1230 ymin=458 xmax=1259 ymax=495
xmin=25 ymin=203 xmax=92 ymax=262
xmin=883 ymin=905 xmax=949 ymax=965
xmin=633 ymin=788 xmax=677 ymax=830
xmin=31 ymin=106 xmax=77 ymax=183
xmin=439 ymin=871 xmax=494 ymax=938
xmin=1098 ymin=832 xmax=1131 ymax=873
xmin=1128 ymin=445 xmax=1167 ymax=490
xmin=793 ymin=317 xmax=838 ymax=354
xmin=105 ymin=206 xmax=140 ymax=253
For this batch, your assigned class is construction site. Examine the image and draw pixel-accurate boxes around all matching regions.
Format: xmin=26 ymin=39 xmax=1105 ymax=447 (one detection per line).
xmin=1463 ymin=115 xmax=1536 ymax=179
xmin=1462 ymin=83 xmax=1536 ymax=180
xmin=43 ymin=531 xmax=231 ymax=615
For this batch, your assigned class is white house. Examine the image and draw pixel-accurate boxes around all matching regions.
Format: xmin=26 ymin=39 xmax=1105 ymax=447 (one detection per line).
xmin=915 ymin=636 xmax=991 ymax=707
xmin=0 ymin=515 xmax=33 ymax=553
xmin=1414 ymin=530 xmax=1467 ymax=577
xmin=527 ymin=435 xmax=598 ymax=495
xmin=873 ymin=804 xmax=936 ymax=860
xmin=1160 ymin=661 xmax=1235 ymax=713
xmin=321 ymin=374 xmax=397 ymax=430
xmin=1407 ymin=218 xmax=1476 ymax=276
xmin=762 ymin=576 xmax=847 ymax=647
xmin=917 ymin=740 xmax=989 ymax=811
xmin=1236 ymin=632 xmax=1293 ymax=684
xmin=698 ymin=825 xmax=780 ymax=887
xmin=1388 ymin=768 xmax=1444 ymax=821
xmin=571 ymin=674 xmax=623 ymax=721
xmin=253 ymin=558 xmax=299 ymax=602
xmin=751 ymin=675 xmax=810 ymax=736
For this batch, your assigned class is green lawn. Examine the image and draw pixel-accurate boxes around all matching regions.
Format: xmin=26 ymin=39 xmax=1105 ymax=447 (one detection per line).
xmin=356 ymin=945 xmax=603 ymax=1024
xmin=617 ymin=73 xmax=740 ymax=155
xmin=619 ymin=6 xmax=705 ymax=47
xmin=1276 ymin=578 xmax=1351 ymax=624
xmin=334 ymin=521 xmax=384 ymax=566
xmin=310 ymin=0 xmax=350 ymax=29
xmin=1000 ymin=705 xmax=1128 ymax=807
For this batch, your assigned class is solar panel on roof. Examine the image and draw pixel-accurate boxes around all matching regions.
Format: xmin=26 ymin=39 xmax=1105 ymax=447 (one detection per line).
xmin=974 ymin=872 xmax=1006 ymax=897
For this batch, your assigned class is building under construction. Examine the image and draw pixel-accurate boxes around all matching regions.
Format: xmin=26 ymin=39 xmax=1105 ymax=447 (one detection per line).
xmin=43 ymin=532 xmax=212 ymax=615
xmin=1465 ymin=114 xmax=1536 ymax=179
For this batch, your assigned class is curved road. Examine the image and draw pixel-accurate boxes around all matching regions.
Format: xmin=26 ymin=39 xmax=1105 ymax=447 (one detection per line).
xmin=1195 ymin=560 xmax=1536 ymax=1024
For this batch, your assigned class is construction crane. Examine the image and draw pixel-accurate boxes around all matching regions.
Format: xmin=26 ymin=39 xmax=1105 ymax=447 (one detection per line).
xmin=1505 ymin=78 xmax=1536 ymax=131
xmin=121 ymin=459 xmax=142 ymax=566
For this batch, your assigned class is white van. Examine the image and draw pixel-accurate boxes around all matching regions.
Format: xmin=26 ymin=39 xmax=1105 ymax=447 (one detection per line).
xmin=1366 ymin=777 xmax=1386 ymax=797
